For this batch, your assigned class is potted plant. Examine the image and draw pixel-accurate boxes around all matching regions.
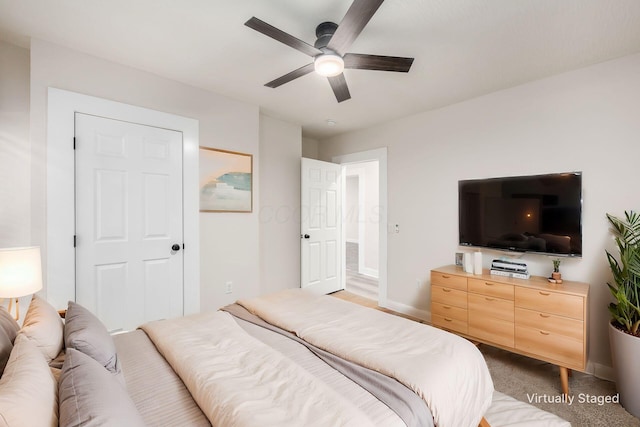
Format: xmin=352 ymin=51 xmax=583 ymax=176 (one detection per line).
xmin=605 ymin=211 xmax=640 ymax=418
xmin=551 ymin=259 xmax=562 ymax=282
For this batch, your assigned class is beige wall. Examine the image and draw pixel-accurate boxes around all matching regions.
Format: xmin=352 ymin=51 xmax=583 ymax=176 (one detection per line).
xmin=319 ymin=52 xmax=640 ymax=376
xmin=302 ymin=137 xmax=319 ymax=159
xmin=258 ymin=114 xmax=302 ymax=294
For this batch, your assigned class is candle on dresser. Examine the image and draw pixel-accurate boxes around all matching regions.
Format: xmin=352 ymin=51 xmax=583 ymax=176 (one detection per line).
xmin=463 ymin=253 xmax=473 ymax=273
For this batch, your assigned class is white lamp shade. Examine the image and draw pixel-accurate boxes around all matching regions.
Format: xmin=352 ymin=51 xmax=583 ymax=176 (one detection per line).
xmin=314 ymin=53 xmax=345 ymax=77
xmin=0 ymin=246 xmax=43 ymax=298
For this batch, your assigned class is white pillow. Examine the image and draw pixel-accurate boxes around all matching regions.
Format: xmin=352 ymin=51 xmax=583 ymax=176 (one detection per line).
xmin=20 ymin=295 xmax=64 ymax=362
xmin=0 ymin=334 xmax=58 ymax=427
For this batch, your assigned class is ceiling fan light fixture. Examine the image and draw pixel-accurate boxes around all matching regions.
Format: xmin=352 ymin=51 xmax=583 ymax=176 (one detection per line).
xmin=314 ymin=53 xmax=344 ymax=77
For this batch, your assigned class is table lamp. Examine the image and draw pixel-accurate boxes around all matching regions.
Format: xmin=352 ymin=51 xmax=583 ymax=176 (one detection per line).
xmin=0 ymin=246 xmax=43 ymax=320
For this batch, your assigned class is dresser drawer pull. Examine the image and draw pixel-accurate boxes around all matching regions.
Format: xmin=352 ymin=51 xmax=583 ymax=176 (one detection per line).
xmin=539 ymin=330 xmax=550 ymax=335
xmin=444 ymin=317 xmax=453 ymax=322
xmin=539 ymin=291 xmax=550 ymax=296
xmin=484 ymin=282 xmax=494 ymax=286
xmin=442 ymin=305 xmax=451 ymax=309
xmin=442 ymin=275 xmax=451 ymax=279
xmin=485 ymin=297 xmax=495 ymax=302
xmin=539 ymin=313 xmax=551 ymax=318
xmin=442 ymin=288 xmax=452 ymax=292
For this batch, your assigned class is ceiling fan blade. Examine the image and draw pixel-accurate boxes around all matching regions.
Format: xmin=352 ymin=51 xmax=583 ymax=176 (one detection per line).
xmin=245 ymin=17 xmax=322 ymax=57
xmin=265 ymin=63 xmax=315 ymax=88
xmin=327 ymin=74 xmax=351 ymax=103
xmin=344 ymin=53 xmax=414 ymax=72
xmin=327 ymin=0 xmax=385 ymax=55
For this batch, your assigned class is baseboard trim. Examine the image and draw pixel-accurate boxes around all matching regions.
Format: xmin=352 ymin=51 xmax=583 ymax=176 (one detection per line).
xmin=360 ymin=267 xmax=379 ymax=279
xmin=587 ymin=361 xmax=615 ymax=381
xmin=382 ymin=299 xmax=430 ymax=322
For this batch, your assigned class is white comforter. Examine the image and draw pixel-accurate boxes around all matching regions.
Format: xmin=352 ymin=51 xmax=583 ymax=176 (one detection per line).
xmin=140 ymin=311 xmax=375 ymax=427
xmin=239 ymin=289 xmax=494 ymax=427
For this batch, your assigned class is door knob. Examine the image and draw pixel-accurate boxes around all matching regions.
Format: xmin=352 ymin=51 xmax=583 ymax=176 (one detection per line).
xmin=171 ymin=244 xmax=181 ymax=251
xmin=301 ymin=234 xmax=310 ymax=239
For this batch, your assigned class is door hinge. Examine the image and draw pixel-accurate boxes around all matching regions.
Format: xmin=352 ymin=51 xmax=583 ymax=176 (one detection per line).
xmin=73 ymin=137 xmax=76 ymax=150
xmin=183 ymin=243 xmax=185 ymax=250
xmin=73 ymin=235 xmax=76 ymax=247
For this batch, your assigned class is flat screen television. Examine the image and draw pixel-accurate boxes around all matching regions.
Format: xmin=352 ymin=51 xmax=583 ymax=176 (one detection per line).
xmin=459 ymin=172 xmax=582 ymax=257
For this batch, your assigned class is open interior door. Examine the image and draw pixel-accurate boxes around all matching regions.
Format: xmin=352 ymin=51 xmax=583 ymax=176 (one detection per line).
xmin=301 ymin=158 xmax=343 ymax=294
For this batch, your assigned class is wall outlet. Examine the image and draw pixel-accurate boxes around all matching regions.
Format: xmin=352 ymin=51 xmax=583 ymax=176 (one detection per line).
xmin=225 ymin=281 xmax=233 ymax=294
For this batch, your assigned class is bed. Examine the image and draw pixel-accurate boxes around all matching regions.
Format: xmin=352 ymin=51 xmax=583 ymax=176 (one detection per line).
xmin=1 ymin=289 xmax=497 ymax=427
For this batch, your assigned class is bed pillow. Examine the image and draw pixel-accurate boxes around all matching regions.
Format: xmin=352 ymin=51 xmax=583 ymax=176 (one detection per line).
xmin=0 ymin=334 xmax=58 ymax=427
xmin=0 ymin=308 xmax=19 ymax=376
xmin=0 ymin=308 xmax=19 ymax=344
xmin=59 ymin=348 xmax=145 ymax=427
xmin=64 ymin=301 xmax=121 ymax=376
xmin=20 ymin=295 xmax=64 ymax=361
xmin=0 ymin=331 xmax=12 ymax=377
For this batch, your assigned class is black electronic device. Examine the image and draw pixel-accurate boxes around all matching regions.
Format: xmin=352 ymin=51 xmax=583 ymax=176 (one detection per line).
xmin=459 ymin=172 xmax=582 ymax=257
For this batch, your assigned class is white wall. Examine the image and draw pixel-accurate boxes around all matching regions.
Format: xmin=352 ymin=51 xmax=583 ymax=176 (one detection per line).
xmin=319 ymin=52 xmax=640 ymax=374
xmin=0 ymin=41 xmax=35 ymax=321
xmin=28 ymin=39 xmax=260 ymax=312
xmin=0 ymin=41 xmax=30 ymax=247
xmin=258 ymin=114 xmax=302 ymax=294
xmin=345 ymin=176 xmax=360 ymax=243
xmin=345 ymin=162 xmax=380 ymax=276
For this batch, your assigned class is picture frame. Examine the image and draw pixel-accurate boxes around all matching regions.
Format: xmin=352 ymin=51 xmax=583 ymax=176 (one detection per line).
xmin=199 ymin=147 xmax=253 ymax=212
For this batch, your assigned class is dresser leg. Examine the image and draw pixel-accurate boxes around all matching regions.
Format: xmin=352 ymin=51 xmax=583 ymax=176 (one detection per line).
xmin=559 ymin=366 xmax=570 ymax=395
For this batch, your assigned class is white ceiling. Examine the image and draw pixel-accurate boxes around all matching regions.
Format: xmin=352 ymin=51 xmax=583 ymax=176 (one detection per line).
xmin=2 ymin=0 xmax=640 ymax=139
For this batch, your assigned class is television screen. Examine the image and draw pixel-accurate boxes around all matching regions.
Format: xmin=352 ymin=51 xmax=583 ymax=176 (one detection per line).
xmin=459 ymin=172 xmax=582 ymax=257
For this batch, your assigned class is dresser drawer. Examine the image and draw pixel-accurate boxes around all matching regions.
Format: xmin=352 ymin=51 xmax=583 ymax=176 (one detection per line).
xmin=468 ymin=278 xmax=514 ymax=300
xmin=469 ymin=293 xmax=514 ymax=322
xmin=432 ymin=302 xmax=467 ymax=322
xmin=431 ymin=285 xmax=467 ymax=308
xmin=432 ymin=314 xmax=468 ymax=335
xmin=468 ymin=314 xmax=514 ymax=348
xmin=515 ymin=307 xmax=583 ymax=341
xmin=515 ymin=287 xmax=584 ymax=320
xmin=515 ymin=325 xmax=584 ymax=369
xmin=431 ymin=271 xmax=467 ymax=291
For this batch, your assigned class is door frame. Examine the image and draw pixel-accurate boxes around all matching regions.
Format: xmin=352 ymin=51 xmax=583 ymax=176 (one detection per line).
xmin=46 ymin=88 xmax=200 ymax=314
xmin=332 ymin=148 xmax=387 ymax=307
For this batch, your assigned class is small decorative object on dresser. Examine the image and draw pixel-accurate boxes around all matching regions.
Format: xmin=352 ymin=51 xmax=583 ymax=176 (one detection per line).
xmin=430 ymin=265 xmax=589 ymax=395
xmin=605 ymin=211 xmax=640 ymax=418
xmin=550 ymin=259 xmax=563 ymax=283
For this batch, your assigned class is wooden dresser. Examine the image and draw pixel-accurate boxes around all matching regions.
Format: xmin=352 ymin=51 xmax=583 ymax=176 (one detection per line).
xmin=430 ymin=265 xmax=589 ymax=394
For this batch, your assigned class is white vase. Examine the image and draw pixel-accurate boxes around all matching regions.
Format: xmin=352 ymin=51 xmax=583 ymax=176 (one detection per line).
xmin=473 ymin=252 xmax=483 ymax=275
xmin=609 ymin=322 xmax=640 ymax=418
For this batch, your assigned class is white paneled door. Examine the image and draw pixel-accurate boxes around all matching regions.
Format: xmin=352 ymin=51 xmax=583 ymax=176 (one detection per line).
xmin=301 ymin=158 xmax=342 ymax=294
xmin=75 ymin=113 xmax=184 ymax=332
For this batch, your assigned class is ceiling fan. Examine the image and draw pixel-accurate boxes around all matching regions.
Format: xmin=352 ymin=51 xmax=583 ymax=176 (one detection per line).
xmin=245 ymin=0 xmax=414 ymax=103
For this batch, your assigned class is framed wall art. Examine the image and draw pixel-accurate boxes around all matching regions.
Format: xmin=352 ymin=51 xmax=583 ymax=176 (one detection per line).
xmin=199 ymin=147 xmax=253 ymax=212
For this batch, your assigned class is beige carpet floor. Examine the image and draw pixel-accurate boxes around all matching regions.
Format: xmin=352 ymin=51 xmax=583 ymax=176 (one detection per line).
xmin=480 ymin=345 xmax=639 ymax=426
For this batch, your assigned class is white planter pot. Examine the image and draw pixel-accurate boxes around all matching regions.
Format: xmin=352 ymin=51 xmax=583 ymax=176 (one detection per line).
xmin=609 ymin=322 xmax=640 ymax=418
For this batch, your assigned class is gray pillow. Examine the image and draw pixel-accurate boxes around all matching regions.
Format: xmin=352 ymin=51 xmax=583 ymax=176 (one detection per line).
xmin=64 ymin=301 xmax=120 ymax=374
xmin=0 ymin=308 xmax=19 ymax=375
xmin=59 ymin=348 xmax=145 ymax=427
xmin=0 ymin=308 xmax=19 ymax=344
xmin=0 ymin=330 xmax=12 ymax=376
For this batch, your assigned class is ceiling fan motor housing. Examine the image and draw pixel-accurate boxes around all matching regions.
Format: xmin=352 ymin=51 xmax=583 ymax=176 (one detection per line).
xmin=314 ymin=22 xmax=338 ymax=49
